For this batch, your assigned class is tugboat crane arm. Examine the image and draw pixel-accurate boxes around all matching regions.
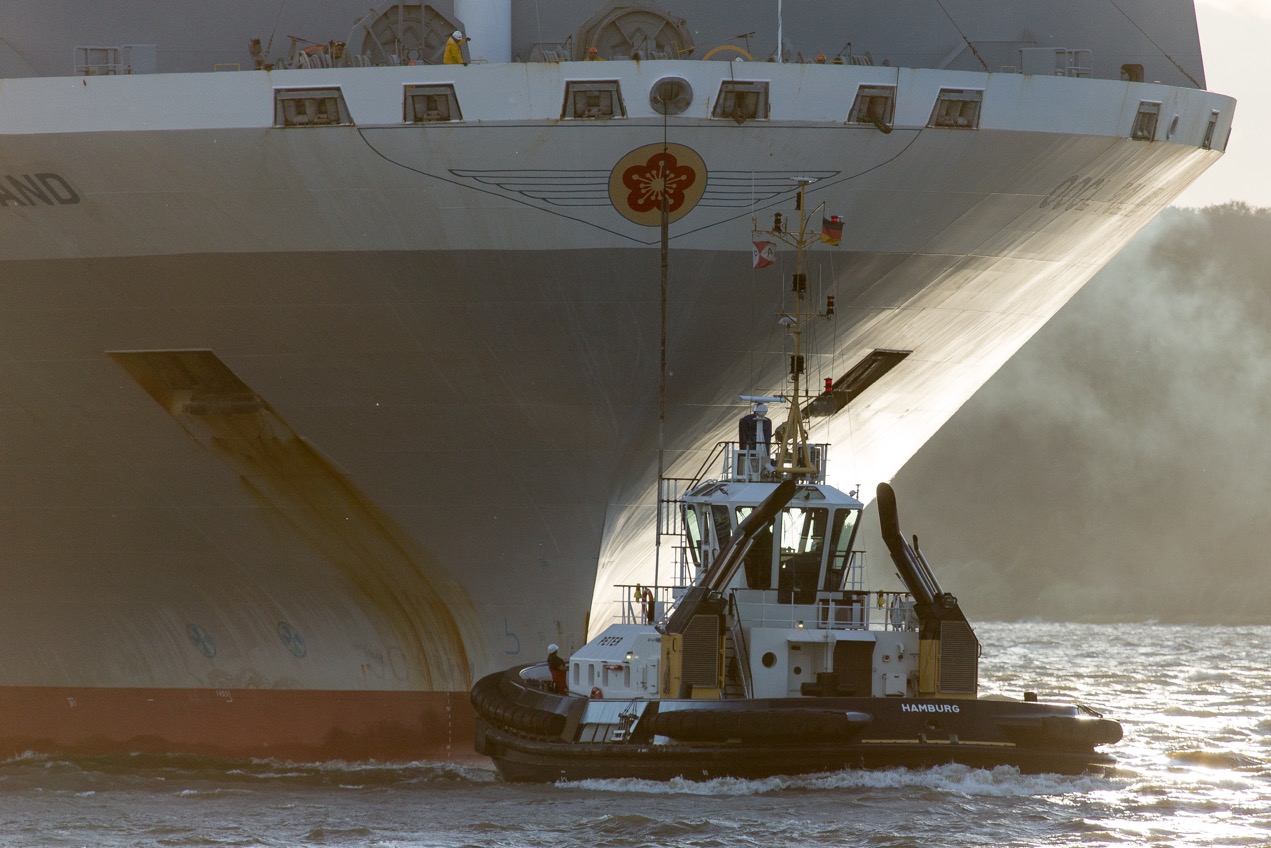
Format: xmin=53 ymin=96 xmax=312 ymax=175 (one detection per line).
xmin=663 ymin=479 xmax=796 ymax=635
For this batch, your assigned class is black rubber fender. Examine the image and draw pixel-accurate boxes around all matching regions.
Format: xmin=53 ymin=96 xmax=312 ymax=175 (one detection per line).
xmin=998 ymin=713 xmax=1123 ymax=750
xmin=649 ymin=709 xmax=868 ymax=742
xmin=470 ymin=671 xmax=566 ymax=738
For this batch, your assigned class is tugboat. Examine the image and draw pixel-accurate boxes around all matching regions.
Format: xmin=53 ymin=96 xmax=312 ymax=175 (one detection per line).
xmin=470 ymin=183 xmax=1122 ymax=782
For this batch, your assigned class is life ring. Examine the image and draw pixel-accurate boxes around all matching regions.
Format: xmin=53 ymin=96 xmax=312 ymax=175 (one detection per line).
xmin=590 ymin=687 xmax=604 ymax=699
xmin=701 ymin=44 xmax=753 ymax=62
xmin=641 ymin=587 xmax=655 ymax=622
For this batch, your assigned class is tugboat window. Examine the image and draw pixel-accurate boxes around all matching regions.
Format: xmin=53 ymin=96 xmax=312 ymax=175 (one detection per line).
xmin=711 ymin=504 xmax=732 ymax=553
xmin=736 ymin=507 xmax=775 ymax=590
xmin=823 ymin=509 xmax=861 ymax=591
xmin=682 ymin=506 xmax=703 ymax=567
xmin=777 ymin=507 xmax=828 ymax=603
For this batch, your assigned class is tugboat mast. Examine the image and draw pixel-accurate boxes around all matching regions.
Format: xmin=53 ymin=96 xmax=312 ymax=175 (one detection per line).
xmin=752 ymin=177 xmax=832 ymax=481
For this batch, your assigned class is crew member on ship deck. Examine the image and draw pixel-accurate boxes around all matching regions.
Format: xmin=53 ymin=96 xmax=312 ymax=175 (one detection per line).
xmin=444 ymin=30 xmax=470 ymax=65
xmin=547 ymin=643 xmax=567 ymax=693
xmin=739 ymin=403 xmax=773 ymax=474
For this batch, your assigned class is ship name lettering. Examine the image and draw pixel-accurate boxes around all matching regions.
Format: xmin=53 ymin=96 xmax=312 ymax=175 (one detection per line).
xmin=900 ymin=703 xmax=960 ymax=713
xmin=0 ymin=173 xmax=80 ymax=208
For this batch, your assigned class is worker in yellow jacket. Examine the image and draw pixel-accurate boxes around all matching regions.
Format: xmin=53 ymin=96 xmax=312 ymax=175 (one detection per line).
xmin=444 ymin=30 xmax=469 ymax=65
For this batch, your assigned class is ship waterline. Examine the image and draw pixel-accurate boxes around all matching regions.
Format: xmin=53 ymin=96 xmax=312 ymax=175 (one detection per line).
xmin=0 ymin=687 xmax=475 ymax=762
xmin=0 ymin=3 xmax=1233 ymax=760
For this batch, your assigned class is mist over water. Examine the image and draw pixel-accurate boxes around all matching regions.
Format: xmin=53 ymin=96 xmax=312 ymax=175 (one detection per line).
xmin=862 ymin=203 xmax=1271 ymax=624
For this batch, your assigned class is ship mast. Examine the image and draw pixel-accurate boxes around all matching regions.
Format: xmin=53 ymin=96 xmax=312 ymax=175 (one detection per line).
xmin=752 ymin=178 xmax=834 ymax=480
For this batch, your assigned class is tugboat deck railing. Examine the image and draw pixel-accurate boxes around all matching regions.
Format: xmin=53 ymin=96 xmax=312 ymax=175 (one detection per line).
xmin=608 ymin=583 xmax=917 ymax=633
xmin=730 ymin=588 xmax=918 ymax=633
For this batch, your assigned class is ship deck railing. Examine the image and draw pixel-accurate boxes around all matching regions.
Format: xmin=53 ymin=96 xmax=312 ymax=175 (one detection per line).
xmin=730 ymin=588 xmax=918 ymax=633
xmin=612 ymin=582 xmax=686 ymax=626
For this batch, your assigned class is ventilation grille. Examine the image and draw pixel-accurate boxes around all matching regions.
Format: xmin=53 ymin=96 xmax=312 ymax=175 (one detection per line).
xmin=939 ymin=620 xmax=979 ymax=694
xmin=681 ymin=615 xmax=721 ymax=688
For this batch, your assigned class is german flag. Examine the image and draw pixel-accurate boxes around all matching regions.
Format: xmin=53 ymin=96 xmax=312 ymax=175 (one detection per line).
xmin=821 ymin=215 xmax=844 ymax=246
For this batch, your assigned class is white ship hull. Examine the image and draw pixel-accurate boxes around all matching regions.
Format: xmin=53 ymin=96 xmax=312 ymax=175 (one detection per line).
xmin=0 ymin=2 xmax=1232 ymax=759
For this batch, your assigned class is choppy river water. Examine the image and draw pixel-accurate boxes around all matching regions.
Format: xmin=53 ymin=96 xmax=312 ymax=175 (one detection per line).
xmin=2 ymin=622 xmax=1268 ymax=847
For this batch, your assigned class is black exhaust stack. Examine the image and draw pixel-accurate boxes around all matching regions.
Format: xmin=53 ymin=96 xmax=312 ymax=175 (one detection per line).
xmin=876 ymin=482 xmax=979 ymax=696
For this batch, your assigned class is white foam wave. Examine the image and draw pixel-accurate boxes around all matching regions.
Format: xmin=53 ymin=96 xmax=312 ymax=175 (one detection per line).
xmin=560 ymin=764 xmax=1117 ymax=798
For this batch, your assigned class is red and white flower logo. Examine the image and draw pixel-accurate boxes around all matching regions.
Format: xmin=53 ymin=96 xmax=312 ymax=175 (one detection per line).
xmin=609 ymin=143 xmax=707 ymax=226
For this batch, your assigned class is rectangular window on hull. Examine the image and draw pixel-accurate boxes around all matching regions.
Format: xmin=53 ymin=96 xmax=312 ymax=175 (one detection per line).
xmin=1132 ymin=101 xmax=1161 ymax=141
xmin=712 ymin=81 xmax=769 ymax=122
xmin=274 ymin=87 xmax=352 ymax=127
xmin=848 ymin=85 xmax=895 ymax=128
xmin=404 ymin=84 xmax=462 ymax=122
xmin=562 ymin=80 xmax=625 ymax=119
xmin=1202 ymin=110 xmax=1220 ymax=150
xmin=929 ymin=89 xmax=982 ymax=129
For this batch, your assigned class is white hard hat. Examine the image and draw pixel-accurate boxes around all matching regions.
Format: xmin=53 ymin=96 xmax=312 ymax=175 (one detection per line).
xmin=453 ymin=30 xmax=463 ymax=39
xmin=548 ymin=643 xmax=559 ymax=652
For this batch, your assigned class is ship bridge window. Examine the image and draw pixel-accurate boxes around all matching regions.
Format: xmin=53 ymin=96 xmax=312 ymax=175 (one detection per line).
xmin=823 ymin=508 xmax=861 ymax=591
xmin=563 ymin=80 xmax=626 ymax=119
xmin=711 ymin=504 xmax=732 ymax=552
xmin=1202 ymin=110 xmax=1220 ymax=150
xmin=712 ymin=81 xmax=769 ymax=123
xmin=1132 ymin=101 xmax=1161 ymax=141
xmin=682 ymin=505 xmax=703 ymax=567
xmin=274 ymin=87 xmax=352 ymax=127
xmin=848 ymin=85 xmax=895 ymax=128
xmin=736 ymin=507 xmax=775 ymax=590
xmin=405 ymin=84 xmax=462 ymax=122
xmin=776 ymin=506 xmax=828 ymax=604
xmin=1121 ymin=63 xmax=1145 ymax=83
xmin=928 ymin=89 xmax=982 ymax=129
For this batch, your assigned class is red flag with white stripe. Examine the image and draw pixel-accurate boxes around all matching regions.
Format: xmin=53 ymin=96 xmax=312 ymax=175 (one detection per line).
xmin=752 ymin=241 xmax=775 ymax=268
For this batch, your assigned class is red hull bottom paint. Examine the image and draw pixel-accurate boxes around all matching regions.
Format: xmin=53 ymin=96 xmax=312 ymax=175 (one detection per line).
xmin=0 ymin=687 xmax=481 ymax=763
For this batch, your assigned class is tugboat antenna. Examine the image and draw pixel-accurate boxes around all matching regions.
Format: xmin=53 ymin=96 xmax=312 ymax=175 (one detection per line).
xmin=753 ymin=177 xmax=824 ymax=480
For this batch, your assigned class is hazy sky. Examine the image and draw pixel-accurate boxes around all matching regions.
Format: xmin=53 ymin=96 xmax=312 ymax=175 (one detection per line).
xmin=1172 ymin=0 xmax=1270 ymax=207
